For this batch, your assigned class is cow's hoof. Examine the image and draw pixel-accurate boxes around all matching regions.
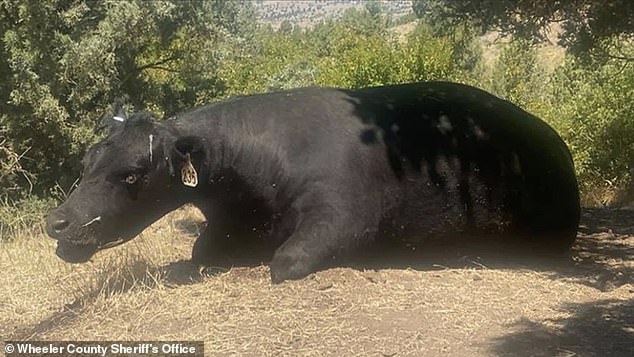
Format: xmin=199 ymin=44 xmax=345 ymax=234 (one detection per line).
xmin=269 ymin=249 xmax=314 ymax=283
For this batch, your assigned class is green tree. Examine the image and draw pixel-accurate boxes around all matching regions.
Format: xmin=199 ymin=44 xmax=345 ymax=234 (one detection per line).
xmin=489 ymin=39 xmax=546 ymax=111
xmin=279 ymin=20 xmax=293 ymax=35
xmin=218 ymin=26 xmax=317 ymax=95
xmin=412 ymin=0 xmax=634 ymax=60
xmin=0 ymin=0 xmax=254 ymax=199
xmin=544 ymin=55 xmax=634 ymax=201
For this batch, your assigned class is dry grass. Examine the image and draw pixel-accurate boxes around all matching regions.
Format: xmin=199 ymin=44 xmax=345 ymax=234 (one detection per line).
xmin=1 ymin=206 xmax=633 ymax=356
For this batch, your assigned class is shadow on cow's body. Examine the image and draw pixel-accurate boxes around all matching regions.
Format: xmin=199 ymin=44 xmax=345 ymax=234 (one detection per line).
xmin=46 ymin=81 xmax=580 ymax=283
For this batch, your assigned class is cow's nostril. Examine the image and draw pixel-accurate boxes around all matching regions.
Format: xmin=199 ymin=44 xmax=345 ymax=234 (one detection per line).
xmin=53 ymin=219 xmax=70 ymax=232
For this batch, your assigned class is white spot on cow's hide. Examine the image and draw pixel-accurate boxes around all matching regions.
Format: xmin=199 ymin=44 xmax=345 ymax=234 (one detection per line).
xmin=113 ymin=116 xmax=125 ymax=122
xmin=437 ymin=115 xmax=453 ymax=134
xmin=467 ymin=117 xmax=489 ymax=140
xmin=149 ymin=134 xmax=154 ymax=164
xmin=473 ymin=126 xmax=487 ymax=139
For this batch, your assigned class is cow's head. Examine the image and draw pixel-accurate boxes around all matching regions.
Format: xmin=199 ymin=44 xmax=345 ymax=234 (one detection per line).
xmin=46 ymin=104 xmax=201 ymax=263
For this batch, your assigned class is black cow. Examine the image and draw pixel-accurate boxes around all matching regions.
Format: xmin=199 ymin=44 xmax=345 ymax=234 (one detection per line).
xmin=46 ymin=82 xmax=580 ymax=283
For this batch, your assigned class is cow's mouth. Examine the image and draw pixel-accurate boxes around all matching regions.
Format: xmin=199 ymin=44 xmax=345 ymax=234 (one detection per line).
xmin=55 ymin=240 xmax=99 ymax=263
xmin=55 ymin=236 xmax=134 ymax=263
xmin=98 ymin=236 xmax=133 ymax=250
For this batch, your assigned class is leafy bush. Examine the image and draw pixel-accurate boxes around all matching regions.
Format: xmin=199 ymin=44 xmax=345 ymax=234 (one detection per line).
xmin=0 ymin=196 xmax=56 ymax=240
xmin=486 ymin=35 xmax=634 ymax=204
xmin=0 ymin=0 xmax=252 ymax=200
xmin=488 ymin=39 xmax=547 ymax=112
xmin=544 ymin=55 xmax=634 ymax=203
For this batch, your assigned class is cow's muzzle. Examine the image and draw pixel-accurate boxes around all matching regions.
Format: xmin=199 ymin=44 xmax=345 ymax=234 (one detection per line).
xmin=55 ymin=240 xmax=99 ymax=263
xmin=47 ymin=209 xmax=103 ymax=263
xmin=46 ymin=208 xmax=139 ymax=263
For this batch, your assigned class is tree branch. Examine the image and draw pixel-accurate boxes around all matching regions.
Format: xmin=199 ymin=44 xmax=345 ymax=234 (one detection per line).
xmin=606 ymin=53 xmax=634 ymax=62
xmin=135 ymin=55 xmax=179 ymax=72
xmin=120 ymin=55 xmax=180 ymax=85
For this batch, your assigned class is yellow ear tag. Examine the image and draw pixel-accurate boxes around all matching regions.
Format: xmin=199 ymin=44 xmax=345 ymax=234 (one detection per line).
xmin=181 ymin=153 xmax=198 ymax=187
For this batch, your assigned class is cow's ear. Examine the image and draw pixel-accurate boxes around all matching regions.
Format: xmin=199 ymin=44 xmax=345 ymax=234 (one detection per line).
xmin=173 ymin=136 xmax=203 ymax=158
xmin=112 ymin=99 xmax=128 ymax=122
xmin=164 ymin=136 xmax=205 ymax=187
xmin=94 ymin=99 xmax=128 ymax=134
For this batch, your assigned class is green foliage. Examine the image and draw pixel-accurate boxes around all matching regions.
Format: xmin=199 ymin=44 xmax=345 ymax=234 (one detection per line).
xmin=219 ymin=11 xmax=470 ymax=94
xmin=402 ymin=3 xmax=484 ymax=78
xmin=489 ymin=39 xmax=547 ymax=111
xmin=486 ymin=35 xmax=634 ymax=202
xmin=0 ymin=125 xmax=31 ymax=197
xmin=0 ymin=0 xmax=254 ymax=200
xmin=412 ymin=0 xmax=634 ymax=60
xmin=391 ymin=13 xmax=417 ymax=27
xmin=218 ymin=26 xmax=316 ymax=96
xmin=397 ymin=23 xmax=463 ymax=82
xmin=543 ymin=55 xmax=634 ymax=199
xmin=0 ymin=195 xmax=55 ymax=239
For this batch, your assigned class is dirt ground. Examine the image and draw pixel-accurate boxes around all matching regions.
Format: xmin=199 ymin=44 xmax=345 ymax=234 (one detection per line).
xmin=1 ymin=207 xmax=632 ymax=356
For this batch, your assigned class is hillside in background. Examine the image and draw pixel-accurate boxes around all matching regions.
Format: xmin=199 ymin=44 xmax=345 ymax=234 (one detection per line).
xmin=254 ymin=0 xmax=565 ymax=72
xmin=255 ymin=0 xmax=413 ymax=27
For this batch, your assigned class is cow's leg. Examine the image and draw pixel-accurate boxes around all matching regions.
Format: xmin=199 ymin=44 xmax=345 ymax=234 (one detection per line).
xmin=191 ymin=213 xmax=237 ymax=266
xmin=192 ymin=198 xmax=272 ymax=265
xmin=269 ymin=190 xmax=380 ymax=283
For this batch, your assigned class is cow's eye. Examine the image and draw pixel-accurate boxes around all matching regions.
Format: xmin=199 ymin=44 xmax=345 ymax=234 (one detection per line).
xmin=123 ymin=174 xmax=138 ymax=184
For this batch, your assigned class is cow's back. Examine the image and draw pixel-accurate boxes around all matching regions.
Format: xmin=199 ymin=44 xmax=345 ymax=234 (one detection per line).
xmin=344 ymin=82 xmax=579 ymax=247
xmin=179 ymin=82 xmax=580 ymax=247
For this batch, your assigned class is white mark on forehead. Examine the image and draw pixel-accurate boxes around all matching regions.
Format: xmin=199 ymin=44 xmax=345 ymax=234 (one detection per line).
xmin=149 ymin=134 xmax=154 ymax=164
xmin=113 ymin=116 xmax=125 ymax=122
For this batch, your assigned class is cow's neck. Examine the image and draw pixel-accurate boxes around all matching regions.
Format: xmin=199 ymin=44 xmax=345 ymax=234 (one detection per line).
xmin=164 ymin=114 xmax=223 ymax=179
xmin=167 ymin=110 xmax=289 ymax=205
